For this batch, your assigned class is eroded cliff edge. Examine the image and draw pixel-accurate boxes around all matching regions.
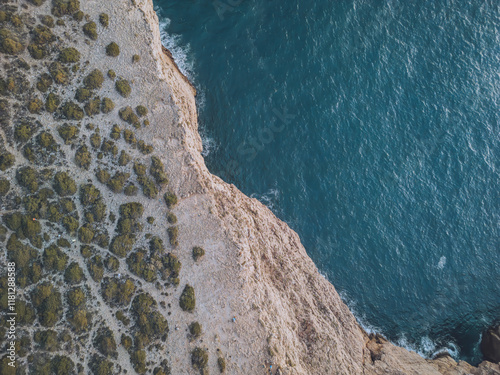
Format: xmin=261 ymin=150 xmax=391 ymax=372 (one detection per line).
xmin=0 ymin=0 xmax=498 ymax=373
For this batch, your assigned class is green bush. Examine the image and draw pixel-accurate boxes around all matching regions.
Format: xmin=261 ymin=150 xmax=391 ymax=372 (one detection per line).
xmin=28 ymin=98 xmax=44 ymax=114
xmin=87 ymin=255 xmax=104 ymax=281
xmin=110 ymin=124 xmax=120 ymax=139
xmin=191 ymin=347 xmax=208 ymax=371
xmin=147 ymin=216 xmax=155 ymax=224
xmin=136 ymin=105 xmax=148 ymax=117
xmin=164 ymin=192 xmax=178 ymax=208
xmin=80 ymin=183 xmax=101 ymax=205
xmin=64 ymin=262 xmax=84 ymax=284
xmin=120 ymin=202 xmax=144 ymax=219
xmin=37 ymin=73 xmax=53 ymax=92
xmin=95 ymin=168 xmax=110 ymax=184
xmin=85 ymin=97 xmax=101 ymax=116
xmin=106 ymin=42 xmax=119 ymax=57
xmin=49 ymin=62 xmax=69 ymax=85
xmin=101 ymin=276 xmax=136 ymax=306
xmin=30 ymin=0 xmax=46 ymax=6
xmin=107 ymin=69 xmax=116 ymax=79
xmin=84 ymin=69 xmax=104 ymax=89
xmin=192 ymin=246 xmax=205 ymax=261
xmin=27 ymin=44 xmax=44 ymax=60
xmin=41 ymin=15 xmax=55 ymax=27
xmin=107 ymin=172 xmax=130 ymax=193
xmin=0 ymin=28 xmax=24 ymax=55
xmin=123 ymin=128 xmax=137 ymax=144
xmin=167 ymin=212 xmax=177 ymax=224
xmin=73 ymin=10 xmax=84 ymax=21
xmin=189 ymin=321 xmax=202 ymax=338
xmin=34 ymin=330 xmax=59 ymax=351
xmin=134 ymin=162 xmax=147 ymax=176
xmin=61 ymin=101 xmax=84 ymax=120
xmin=0 ymin=178 xmax=10 ymax=195
xmin=121 ymin=334 xmax=132 ymax=349
xmin=101 ymin=139 xmax=118 ymax=156
xmin=16 ymin=166 xmax=38 ymax=192
xmin=101 ymin=97 xmax=114 ymax=113
xmin=115 ymin=78 xmax=131 ymax=97
xmin=218 ymin=357 xmax=226 ymax=373
xmin=78 ymin=224 xmax=95 ymax=243
xmin=52 ymin=0 xmax=80 ymax=17
xmin=99 ymin=13 xmax=109 ymax=27
xmin=90 ymin=355 xmax=114 ymax=375
xmin=94 ymin=327 xmax=117 ymax=359
xmin=75 ymin=145 xmax=91 ymax=169
xmin=138 ymin=140 xmax=154 ymax=154
xmin=31 ymin=282 xmax=63 ymax=327
xmin=132 ymin=54 xmax=140 ymax=63
xmin=137 ymin=176 xmax=157 ymax=199
xmin=62 ymin=216 xmax=78 ymax=233
xmin=105 ymin=256 xmax=119 ymax=272
xmin=45 ymin=92 xmax=60 ymax=112
xmin=0 ymin=152 xmax=15 ymax=171
xmin=109 ymin=234 xmax=135 ymax=258
xmin=179 ymin=284 xmax=195 ymax=312
xmin=124 ymin=184 xmax=138 ymax=196
xmin=59 ymin=47 xmax=80 ymax=63
xmin=53 ymin=171 xmax=77 ymax=196
xmin=43 ymin=244 xmax=68 ymax=271
xmin=118 ymin=150 xmax=131 ymax=166
xmin=151 ymin=156 xmax=169 ymax=184
xmin=57 ymin=124 xmax=79 ymax=144
xmin=119 ymin=106 xmax=140 ymax=127
xmin=75 ymin=87 xmax=91 ymax=102
xmin=67 ymin=287 xmax=85 ymax=308
xmin=167 ymin=226 xmax=178 ymax=247
xmin=14 ymin=124 xmax=35 ymax=143
xmin=131 ymin=350 xmax=147 ymax=374
xmin=83 ymin=21 xmax=97 ymax=40
xmin=90 ymin=131 xmax=101 ymax=148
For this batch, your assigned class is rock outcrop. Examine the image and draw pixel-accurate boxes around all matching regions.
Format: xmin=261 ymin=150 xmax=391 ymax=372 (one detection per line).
xmin=482 ymin=325 xmax=500 ymax=364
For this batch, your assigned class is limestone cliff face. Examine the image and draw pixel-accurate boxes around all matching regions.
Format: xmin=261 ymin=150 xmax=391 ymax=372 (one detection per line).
xmin=135 ymin=0 xmax=499 ymax=373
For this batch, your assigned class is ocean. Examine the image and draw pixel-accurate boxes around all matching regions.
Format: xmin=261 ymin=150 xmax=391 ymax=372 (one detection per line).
xmin=154 ymin=0 xmax=500 ymax=364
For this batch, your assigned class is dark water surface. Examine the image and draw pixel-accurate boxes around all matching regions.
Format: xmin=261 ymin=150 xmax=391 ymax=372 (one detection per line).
xmin=154 ymin=0 xmax=500 ymax=363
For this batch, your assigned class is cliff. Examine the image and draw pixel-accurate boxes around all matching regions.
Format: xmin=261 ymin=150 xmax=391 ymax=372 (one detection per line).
xmin=0 ymin=0 xmax=498 ymax=374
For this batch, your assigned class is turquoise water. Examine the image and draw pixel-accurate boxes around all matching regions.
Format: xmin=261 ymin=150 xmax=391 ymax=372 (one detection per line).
xmin=155 ymin=0 xmax=500 ymax=363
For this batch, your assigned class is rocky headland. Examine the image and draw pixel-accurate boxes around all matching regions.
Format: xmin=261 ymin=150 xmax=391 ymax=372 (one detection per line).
xmin=0 ymin=0 xmax=498 ymax=374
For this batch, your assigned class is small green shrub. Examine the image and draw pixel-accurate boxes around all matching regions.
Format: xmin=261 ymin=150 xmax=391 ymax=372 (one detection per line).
xmin=53 ymin=171 xmax=77 ymax=196
xmin=101 ymin=139 xmax=118 ymax=156
xmin=134 ymin=162 xmax=147 ymax=176
xmin=121 ymin=334 xmax=132 ymax=349
xmin=218 ymin=357 xmax=226 ymax=373
xmin=189 ymin=322 xmax=202 ymax=338
xmin=78 ymin=225 xmax=95 ymax=243
xmin=120 ymin=202 xmax=144 ymax=219
xmin=151 ymin=156 xmax=168 ymax=184
xmin=75 ymin=145 xmax=91 ymax=169
xmin=83 ymin=21 xmax=97 ymax=40
xmin=192 ymin=246 xmax=205 ymax=261
xmin=96 ymin=168 xmax=110 ymax=184
xmin=0 ymin=152 xmax=15 ymax=171
xmin=64 ymin=262 xmax=84 ymax=284
xmin=0 ymin=28 xmax=24 ymax=55
xmin=30 ymin=0 xmax=46 ymax=6
xmin=147 ymin=216 xmax=155 ymax=224
xmin=119 ymin=106 xmax=140 ymax=127
xmin=30 ymin=282 xmax=63 ymax=327
xmin=191 ymin=347 xmax=208 ymax=371
xmin=167 ymin=212 xmax=177 ymax=224
xmin=28 ymin=98 xmax=44 ymax=114
xmin=107 ymin=172 xmax=130 ymax=193
xmin=51 ymin=0 xmax=80 ymax=17
xmin=138 ymin=176 xmax=158 ymax=199
xmin=132 ymin=54 xmax=140 ymax=63
xmin=123 ymin=129 xmax=137 ymax=144
xmin=75 ymin=87 xmax=91 ymax=102
xmin=109 ymin=234 xmax=135 ymax=258
xmin=106 ymin=42 xmax=119 ymax=57
xmin=85 ymin=97 xmax=101 ymax=116
xmin=131 ymin=350 xmax=147 ymax=374
xmin=105 ymin=256 xmax=119 ymax=272
xmin=138 ymin=141 xmax=153 ymax=154
xmin=62 ymin=216 xmax=78 ymax=233
xmin=73 ymin=10 xmax=84 ymax=21
xmin=179 ymin=284 xmax=195 ymax=312
xmin=164 ymin=192 xmax=178 ymax=208
xmin=37 ymin=73 xmax=53 ymax=92
xmin=45 ymin=92 xmax=60 ymax=112
xmin=115 ymin=78 xmax=131 ymax=97
xmin=136 ymin=105 xmax=148 ymax=117
xmin=90 ymin=132 xmax=101 ymax=148
xmin=124 ymin=184 xmax=138 ymax=196
xmin=101 ymin=97 xmax=114 ymax=113
xmin=87 ymin=255 xmax=104 ymax=282
xmin=61 ymin=101 xmax=84 ymax=120
xmin=49 ymin=62 xmax=69 ymax=85
xmin=0 ymin=178 xmax=10 ymax=196
xmin=17 ymin=166 xmax=38 ymax=193
xmin=94 ymin=327 xmax=117 ymax=359
xmin=118 ymin=150 xmax=131 ymax=166
xmin=67 ymin=287 xmax=85 ymax=308
xmin=110 ymin=124 xmax=120 ymax=139
xmin=84 ymin=69 xmax=104 ymax=89
xmin=59 ymin=47 xmax=80 ymax=63
xmin=99 ymin=13 xmax=109 ymax=27
xmin=57 ymin=124 xmax=79 ymax=144
xmin=107 ymin=69 xmax=116 ymax=79
xmin=15 ymin=124 xmax=35 ymax=143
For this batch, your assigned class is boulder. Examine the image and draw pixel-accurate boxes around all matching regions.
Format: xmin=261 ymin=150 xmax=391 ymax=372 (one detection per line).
xmin=481 ymin=325 xmax=500 ymax=363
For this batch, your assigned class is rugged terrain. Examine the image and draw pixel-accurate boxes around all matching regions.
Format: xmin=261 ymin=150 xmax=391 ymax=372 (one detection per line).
xmin=0 ymin=0 xmax=498 ymax=374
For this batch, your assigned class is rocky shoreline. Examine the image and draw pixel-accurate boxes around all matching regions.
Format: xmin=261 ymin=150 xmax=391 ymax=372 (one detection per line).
xmin=0 ymin=0 xmax=497 ymax=374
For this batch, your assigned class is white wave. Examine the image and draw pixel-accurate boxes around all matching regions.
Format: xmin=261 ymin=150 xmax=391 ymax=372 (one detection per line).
xmin=437 ymin=256 xmax=446 ymax=269
xmin=339 ymin=291 xmax=380 ymax=335
xmin=201 ymin=134 xmax=218 ymax=157
xmin=158 ymin=17 xmax=195 ymax=81
xmin=251 ymin=188 xmax=280 ymax=212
